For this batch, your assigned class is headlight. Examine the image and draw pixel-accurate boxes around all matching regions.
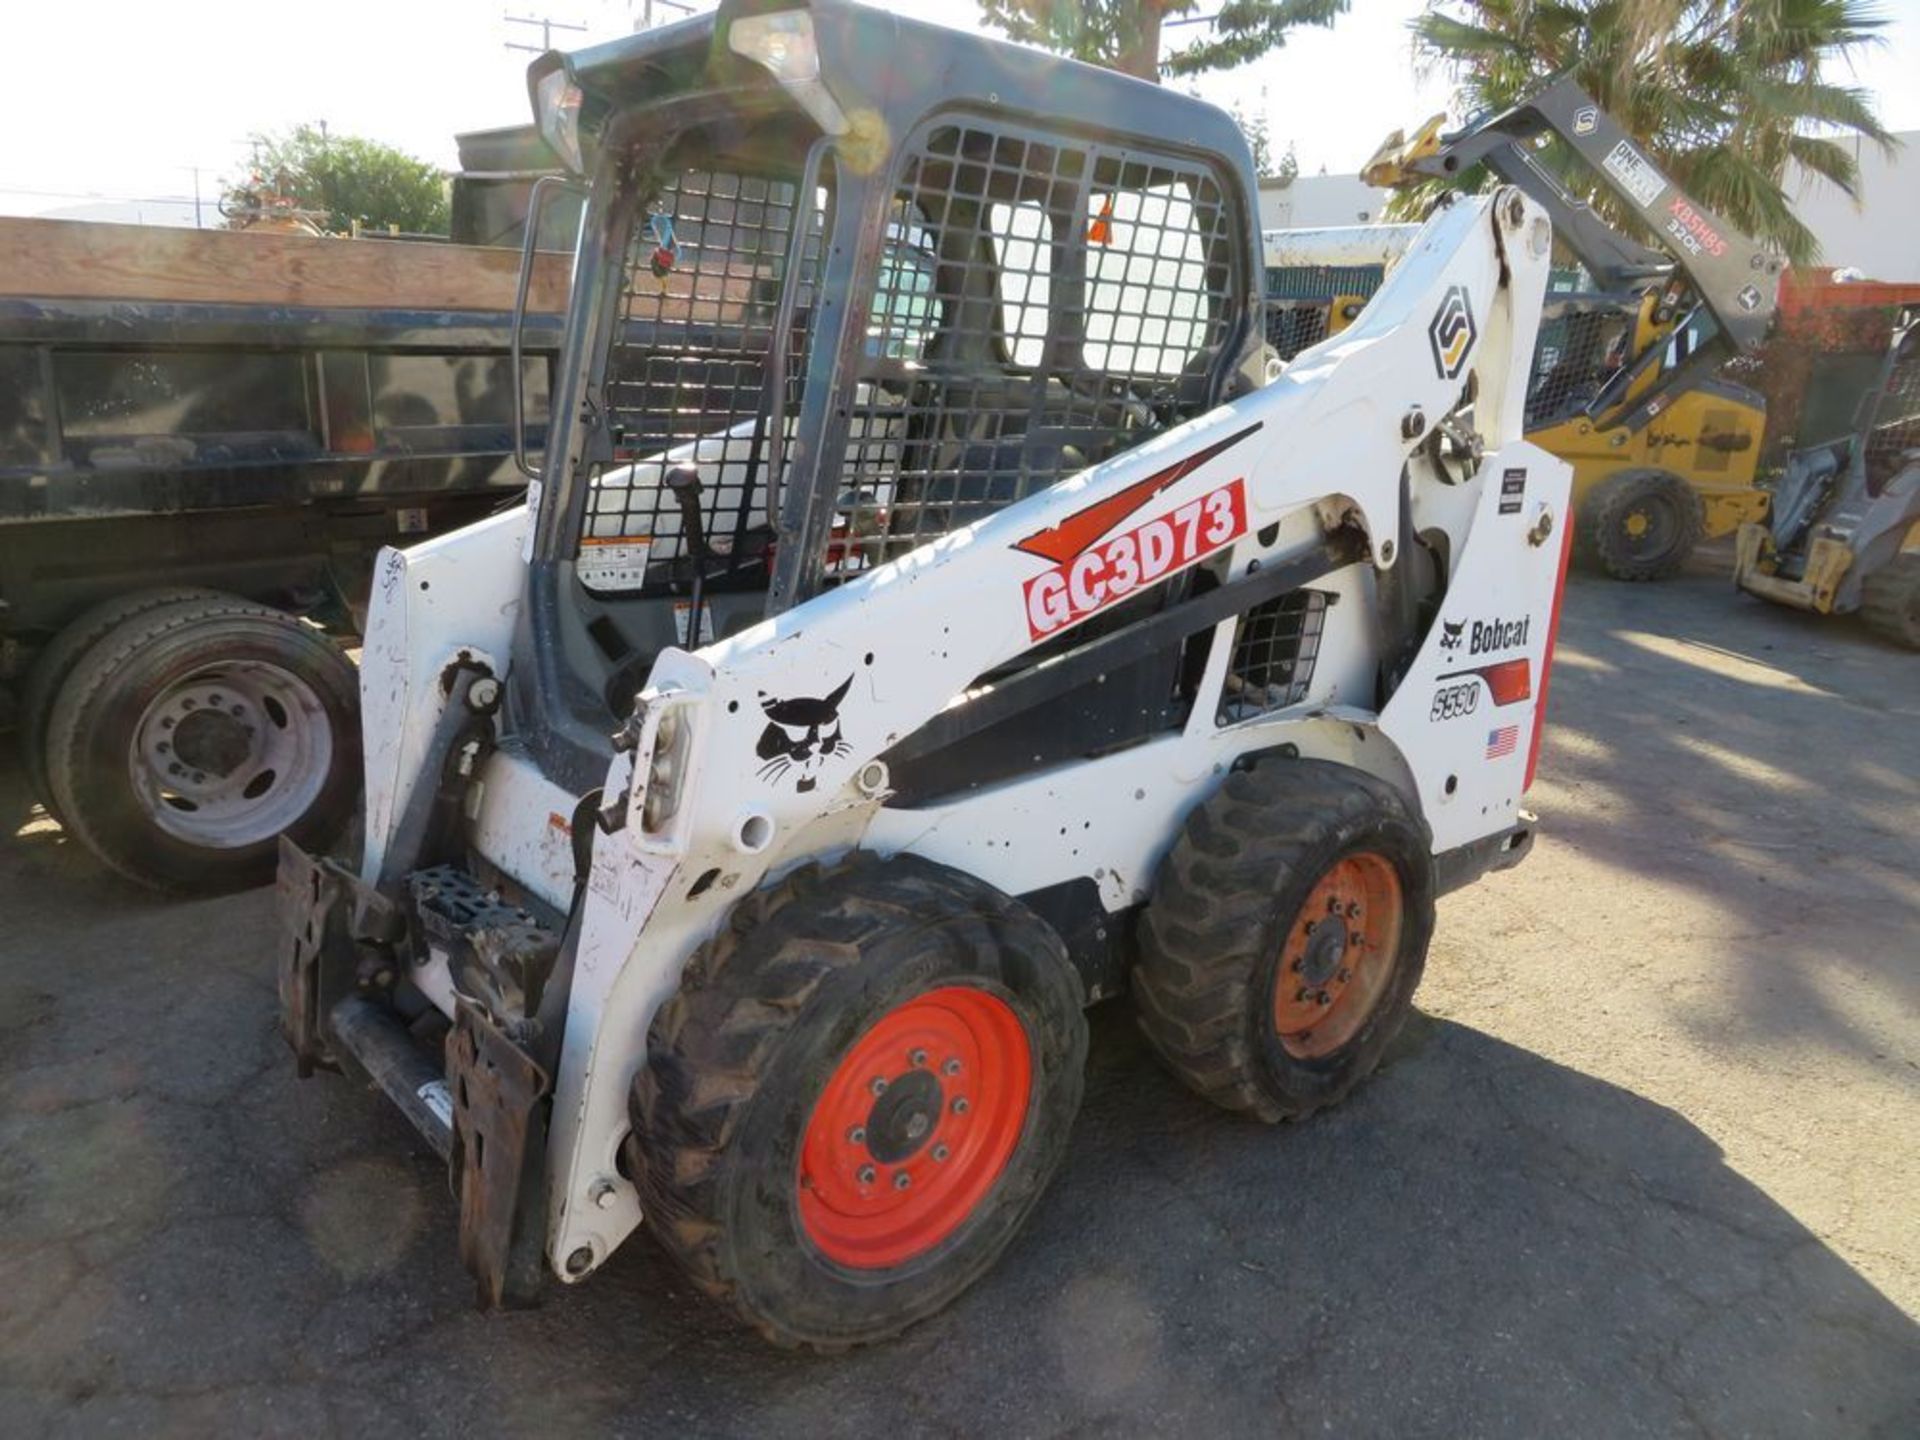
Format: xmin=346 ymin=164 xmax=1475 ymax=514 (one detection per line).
xmin=727 ymin=10 xmax=848 ymax=136
xmin=535 ymin=67 xmax=586 ymax=174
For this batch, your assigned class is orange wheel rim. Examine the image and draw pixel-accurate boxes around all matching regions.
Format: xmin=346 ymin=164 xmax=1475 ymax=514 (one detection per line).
xmin=1271 ymin=853 xmax=1404 ymax=1060
xmin=797 ymin=986 xmax=1032 ymax=1269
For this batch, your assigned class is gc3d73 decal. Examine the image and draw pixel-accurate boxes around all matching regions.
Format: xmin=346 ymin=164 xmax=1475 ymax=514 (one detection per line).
xmin=1012 ymin=424 xmax=1259 ymax=641
xmin=756 ymin=675 xmax=853 ymax=793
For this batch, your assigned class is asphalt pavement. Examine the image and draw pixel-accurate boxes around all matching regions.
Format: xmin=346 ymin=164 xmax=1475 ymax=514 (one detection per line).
xmin=2 ymin=550 xmax=1916 ymax=1438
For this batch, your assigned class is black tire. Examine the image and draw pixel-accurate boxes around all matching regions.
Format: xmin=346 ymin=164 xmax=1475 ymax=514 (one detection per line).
xmin=17 ymin=586 xmax=228 ymax=820
xmin=1859 ymin=554 xmax=1920 ymax=650
xmin=631 ymin=853 xmax=1087 ymax=1350
xmin=1582 ymin=468 xmax=1704 ymax=581
xmin=44 ymin=597 xmax=360 ymax=893
xmin=1133 ymin=759 xmax=1436 ymax=1123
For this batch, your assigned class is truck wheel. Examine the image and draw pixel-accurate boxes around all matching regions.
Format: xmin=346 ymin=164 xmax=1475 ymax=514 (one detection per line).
xmin=18 ymin=586 xmax=227 ymax=821
xmin=1134 ymin=759 xmax=1435 ymax=1123
xmin=1582 ymin=468 xmax=1704 ymax=581
xmin=44 ymin=596 xmax=360 ymax=893
xmin=1859 ymin=554 xmax=1920 ymax=649
xmin=631 ymin=854 xmax=1086 ymax=1349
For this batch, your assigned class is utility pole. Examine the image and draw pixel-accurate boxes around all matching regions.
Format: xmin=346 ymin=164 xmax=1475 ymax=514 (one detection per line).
xmin=635 ymin=0 xmax=695 ymax=29
xmin=504 ymin=12 xmax=589 ymax=53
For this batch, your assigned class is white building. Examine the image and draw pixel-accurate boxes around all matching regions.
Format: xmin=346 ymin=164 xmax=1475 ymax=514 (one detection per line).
xmin=1256 ymin=173 xmax=1394 ymax=231
xmin=1785 ymin=129 xmax=1919 ymax=282
xmin=1258 ymin=130 xmax=1919 ymax=282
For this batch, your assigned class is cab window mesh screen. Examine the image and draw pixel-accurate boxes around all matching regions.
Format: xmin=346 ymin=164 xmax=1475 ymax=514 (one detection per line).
xmin=832 ymin=120 xmax=1239 ymax=577
xmin=1865 ymin=354 xmax=1920 ymax=493
xmin=577 ymin=169 xmax=826 ymax=595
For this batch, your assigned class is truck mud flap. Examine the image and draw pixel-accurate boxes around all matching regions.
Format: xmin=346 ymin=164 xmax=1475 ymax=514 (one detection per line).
xmin=277 ymin=836 xmax=353 ymax=1076
xmin=447 ymin=997 xmax=553 ymax=1308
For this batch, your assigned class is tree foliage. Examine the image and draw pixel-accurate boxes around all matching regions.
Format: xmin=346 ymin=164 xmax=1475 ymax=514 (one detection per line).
xmin=977 ymin=0 xmax=1349 ymax=81
xmin=224 ymin=126 xmax=449 ymax=236
xmin=1407 ymin=0 xmax=1897 ymax=263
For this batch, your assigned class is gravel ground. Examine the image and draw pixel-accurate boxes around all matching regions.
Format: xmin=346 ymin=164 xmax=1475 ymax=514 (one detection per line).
xmin=2 ymin=552 xmax=1916 ymax=1438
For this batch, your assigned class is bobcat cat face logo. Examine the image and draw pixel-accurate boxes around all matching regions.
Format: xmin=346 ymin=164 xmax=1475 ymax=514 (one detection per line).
xmin=756 ymin=675 xmax=853 ymax=793
xmin=1440 ymin=619 xmax=1466 ymax=653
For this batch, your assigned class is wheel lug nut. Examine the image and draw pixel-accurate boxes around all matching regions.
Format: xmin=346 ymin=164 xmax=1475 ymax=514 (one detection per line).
xmin=932 ymin=1144 xmax=950 ymax=1162
xmin=893 ymin=1172 xmax=912 ymax=1190
xmin=1316 ymin=990 xmax=1331 ymax=1006
xmin=160 ymin=717 xmax=174 ymax=729
xmin=1327 ymin=896 xmax=1340 ymax=913
xmin=942 ymin=1058 xmax=961 ymax=1077
xmin=909 ymin=1048 xmax=928 ymax=1067
xmin=870 ymin=1076 xmax=888 ymax=1095
xmin=157 ymin=742 xmax=170 ymax=754
xmin=1336 ymin=968 xmax=1350 ymax=983
xmin=857 ymin=1165 xmax=876 ymax=1185
xmin=231 ymin=705 xmax=245 ymax=717
xmin=847 ymin=1126 xmax=866 ymax=1145
xmin=951 ymin=1097 xmax=969 ymax=1115
xmin=1304 ymin=920 xmax=1317 ymax=936
xmin=1346 ymin=902 xmax=1360 ymax=918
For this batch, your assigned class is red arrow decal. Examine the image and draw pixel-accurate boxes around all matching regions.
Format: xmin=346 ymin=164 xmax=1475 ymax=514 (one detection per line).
xmin=1010 ymin=423 xmax=1261 ymax=566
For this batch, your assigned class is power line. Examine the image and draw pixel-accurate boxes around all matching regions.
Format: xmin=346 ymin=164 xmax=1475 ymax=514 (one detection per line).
xmin=503 ymin=11 xmax=589 ymax=53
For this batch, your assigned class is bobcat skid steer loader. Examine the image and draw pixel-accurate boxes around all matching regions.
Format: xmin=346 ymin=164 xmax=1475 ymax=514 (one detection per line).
xmin=276 ymin=0 xmax=1572 ymax=1348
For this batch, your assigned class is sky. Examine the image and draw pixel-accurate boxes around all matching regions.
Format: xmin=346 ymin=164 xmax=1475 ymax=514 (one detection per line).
xmin=2 ymin=0 xmax=1916 ymax=224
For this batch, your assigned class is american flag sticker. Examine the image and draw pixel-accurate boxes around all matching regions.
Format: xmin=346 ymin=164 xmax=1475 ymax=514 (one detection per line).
xmin=1485 ymin=724 xmax=1520 ymax=759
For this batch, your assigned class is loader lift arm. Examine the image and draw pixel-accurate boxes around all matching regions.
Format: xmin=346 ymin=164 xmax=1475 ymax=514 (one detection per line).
xmin=1363 ymin=72 xmax=1782 ymax=353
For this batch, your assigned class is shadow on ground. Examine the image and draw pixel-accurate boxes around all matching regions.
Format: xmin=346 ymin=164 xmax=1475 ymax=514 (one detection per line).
xmin=1523 ymin=550 xmax=1920 ymax=1073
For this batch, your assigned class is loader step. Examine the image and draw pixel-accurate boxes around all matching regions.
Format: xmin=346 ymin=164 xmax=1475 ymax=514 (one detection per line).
xmin=409 ymin=865 xmax=563 ymax=1022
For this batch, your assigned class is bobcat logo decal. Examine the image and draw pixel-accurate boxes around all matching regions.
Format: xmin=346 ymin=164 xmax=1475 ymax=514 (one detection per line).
xmin=756 ymin=675 xmax=853 ymax=793
xmin=1439 ymin=619 xmax=1466 ymax=653
xmin=1428 ymin=284 xmax=1476 ymax=380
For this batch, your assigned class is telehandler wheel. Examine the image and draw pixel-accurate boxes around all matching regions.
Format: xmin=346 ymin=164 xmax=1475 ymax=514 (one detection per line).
xmin=1859 ymin=554 xmax=1920 ymax=650
xmin=18 ymin=586 xmax=227 ymax=821
xmin=1582 ymin=468 xmax=1704 ymax=581
xmin=1134 ymin=759 xmax=1435 ymax=1123
xmin=44 ymin=596 xmax=361 ymax=893
xmin=630 ymin=854 xmax=1087 ymax=1350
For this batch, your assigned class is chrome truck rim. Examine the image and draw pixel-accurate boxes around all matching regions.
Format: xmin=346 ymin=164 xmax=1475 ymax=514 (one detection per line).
xmin=127 ymin=662 xmax=333 ymax=848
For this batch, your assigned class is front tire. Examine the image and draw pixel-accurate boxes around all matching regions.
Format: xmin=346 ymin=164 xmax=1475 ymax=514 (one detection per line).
xmin=17 ymin=586 xmax=227 ymax=821
xmin=631 ymin=854 xmax=1087 ymax=1350
xmin=1582 ymin=468 xmax=1704 ymax=582
xmin=1133 ymin=759 xmax=1435 ymax=1123
xmin=44 ymin=596 xmax=360 ymax=893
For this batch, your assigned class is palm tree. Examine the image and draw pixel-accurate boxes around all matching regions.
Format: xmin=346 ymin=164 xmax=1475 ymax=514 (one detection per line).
xmin=1407 ymin=0 xmax=1897 ymax=262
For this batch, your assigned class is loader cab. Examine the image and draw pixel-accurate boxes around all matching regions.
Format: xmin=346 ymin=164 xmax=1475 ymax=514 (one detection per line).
xmin=512 ymin=0 xmax=1263 ymax=790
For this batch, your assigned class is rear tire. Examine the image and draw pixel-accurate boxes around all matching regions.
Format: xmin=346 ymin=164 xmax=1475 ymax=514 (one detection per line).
xmin=1859 ymin=554 xmax=1920 ymax=649
xmin=18 ymin=586 xmax=227 ymax=820
xmin=44 ymin=597 xmax=360 ymax=893
xmin=1583 ymin=468 xmax=1704 ymax=581
xmin=1134 ymin=759 xmax=1435 ymax=1123
xmin=631 ymin=854 xmax=1086 ymax=1350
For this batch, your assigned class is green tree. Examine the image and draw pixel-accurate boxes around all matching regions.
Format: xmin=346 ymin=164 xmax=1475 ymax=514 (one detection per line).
xmin=225 ymin=125 xmax=449 ymax=235
xmin=1408 ymin=0 xmax=1896 ymax=263
xmin=977 ymin=0 xmax=1349 ymax=82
